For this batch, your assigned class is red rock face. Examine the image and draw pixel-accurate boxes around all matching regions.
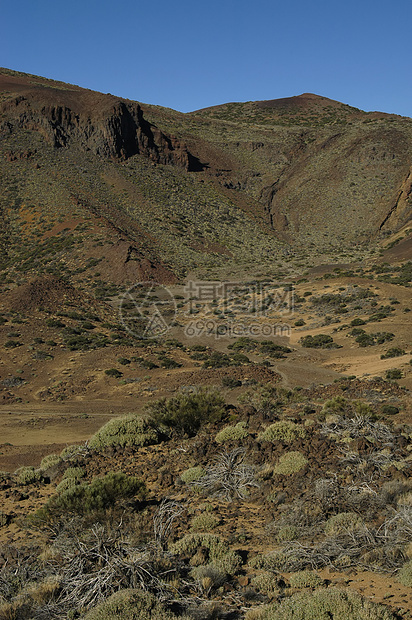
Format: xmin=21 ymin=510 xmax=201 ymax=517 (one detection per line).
xmin=0 ymin=75 xmax=202 ymax=170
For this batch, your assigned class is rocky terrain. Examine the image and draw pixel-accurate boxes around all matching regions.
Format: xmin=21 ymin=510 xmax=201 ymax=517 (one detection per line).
xmin=0 ymin=67 xmax=411 ymax=619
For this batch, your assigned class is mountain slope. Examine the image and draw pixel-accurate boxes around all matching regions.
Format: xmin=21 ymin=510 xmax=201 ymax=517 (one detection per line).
xmin=0 ymin=67 xmax=411 ymax=290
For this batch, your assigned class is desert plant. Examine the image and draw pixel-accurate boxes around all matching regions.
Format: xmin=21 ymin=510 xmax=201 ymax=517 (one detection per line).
xmin=380 ymin=405 xmax=399 ymax=415
xmin=397 ymin=559 xmax=412 ymax=587
xmin=249 ymin=550 xmax=289 ymax=572
xmin=381 ymin=347 xmax=406 ymax=359
xmin=190 ymin=564 xmax=227 ymax=594
xmin=83 ymin=588 xmax=186 ymax=620
xmin=320 ymin=413 xmax=393 ymax=443
xmin=32 ymin=472 xmax=146 ymax=522
xmin=300 ymin=334 xmax=336 ymax=349
xmin=190 ymin=513 xmax=220 ymax=532
xmin=222 ymin=376 xmax=242 ymax=388
xmin=245 ymin=587 xmax=395 ymax=619
xmin=148 ymin=388 xmax=225 ymax=436
xmin=89 ymin=415 xmax=159 ymax=450
xmin=273 ymin=451 xmax=308 ymax=475
xmin=170 ymin=533 xmax=242 ymax=575
xmin=15 ymin=466 xmax=42 ymax=485
xmin=288 ymin=570 xmax=324 ymax=588
xmin=180 ymin=466 xmax=205 ymax=484
xmin=56 ymin=476 xmax=80 ymax=494
xmin=62 ymin=466 xmax=85 ymax=480
xmin=350 ymin=318 xmax=366 ymax=326
xmin=60 ymin=443 xmax=89 ymax=460
xmin=39 ymin=454 xmax=61 ymax=471
xmin=195 ymin=447 xmax=259 ymax=500
xmin=153 ymin=499 xmax=185 ymax=549
xmin=322 ymin=395 xmax=348 ymax=414
xmin=386 ymin=368 xmax=402 ymax=380
xmin=215 ymin=421 xmax=248 ymax=443
xmin=43 ymin=521 xmax=184 ymax=617
xmin=251 ymin=571 xmax=280 ymax=597
xmin=324 ymin=512 xmax=365 ymax=536
xmin=258 ymin=420 xmax=306 ymax=443
xmin=105 ymin=368 xmax=123 ymax=378
xmin=277 ymin=525 xmax=300 ymax=542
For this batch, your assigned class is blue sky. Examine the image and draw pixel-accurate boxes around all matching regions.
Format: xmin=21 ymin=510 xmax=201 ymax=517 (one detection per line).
xmin=2 ymin=0 xmax=412 ymax=116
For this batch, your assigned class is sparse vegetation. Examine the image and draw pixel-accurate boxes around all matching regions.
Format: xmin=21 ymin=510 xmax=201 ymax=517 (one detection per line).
xmin=300 ymin=334 xmax=337 ymax=348
xmin=148 ymin=388 xmax=225 ymax=436
xmin=32 ymin=472 xmax=146 ymax=522
xmin=0 ymin=69 xmax=411 ymax=620
xmin=245 ymin=588 xmax=396 ymax=619
xmin=215 ymin=421 xmax=248 ymax=443
xmin=258 ymin=420 xmax=306 ymax=443
xmin=273 ymin=451 xmax=308 ymax=475
xmin=89 ymin=415 xmax=159 ymax=450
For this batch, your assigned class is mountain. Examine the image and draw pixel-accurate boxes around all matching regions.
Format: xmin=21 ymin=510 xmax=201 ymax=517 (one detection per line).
xmin=1 ymin=67 xmax=411 ymax=288
xmin=0 ymin=71 xmax=411 ymax=620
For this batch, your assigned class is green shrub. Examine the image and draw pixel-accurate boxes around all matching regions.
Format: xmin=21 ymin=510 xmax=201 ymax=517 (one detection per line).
xmin=56 ymin=477 xmax=79 ymax=494
xmin=259 ymin=341 xmax=292 ymax=357
xmin=190 ymin=564 xmax=227 ymax=592
xmin=397 ymin=559 xmax=412 ymax=587
xmin=386 ymin=368 xmax=402 ymax=380
xmin=61 ymin=466 xmax=85 ymax=480
xmin=381 ymin=347 xmax=406 ymax=359
xmin=227 ymin=337 xmax=257 ymax=352
xmin=46 ymin=318 xmax=65 ymax=328
xmin=245 ymin=587 xmax=395 ymax=619
xmin=170 ymin=533 xmax=241 ymax=575
xmin=4 ymin=340 xmax=21 ymax=348
xmin=249 ymin=550 xmax=289 ymax=572
xmin=60 ymin=444 xmax=84 ymax=459
xmin=83 ymin=588 xmax=188 ymax=620
xmin=216 ymin=421 xmax=248 ymax=443
xmin=273 ymin=451 xmax=308 ymax=475
xmin=39 ymin=454 xmax=61 ymax=471
xmin=356 ymin=333 xmax=375 ymax=347
xmin=322 ymin=395 xmax=348 ymax=414
xmin=139 ymin=359 xmax=159 ymax=369
xmin=276 ymin=525 xmax=299 ymax=542
xmin=33 ymin=472 xmax=146 ymax=521
xmin=350 ymin=318 xmax=366 ymax=326
xmin=180 ymin=466 xmax=205 ymax=484
xmin=89 ymin=415 xmax=159 ymax=450
xmin=258 ymin=421 xmax=306 ymax=443
xmin=105 ymin=368 xmax=123 ymax=378
xmin=324 ymin=512 xmax=364 ymax=536
xmin=202 ymin=351 xmax=234 ymax=368
xmin=288 ymin=570 xmax=324 ymax=588
xmin=148 ymin=388 xmax=225 ymax=436
xmin=251 ymin=571 xmax=280 ymax=596
xmin=222 ymin=376 xmax=242 ymax=388
xmin=300 ymin=334 xmax=336 ymax=349
xmin=380 ymin=405 xmax=399 ymax=415
xmin=15 ymin=466 xmax=42 ymax=485
xmin=64 ymin=332 xmax=109 ymax=350
xmin=157 ymin=355 xmax=181 ymax=369
xmin=190 ymin=513 xmax=220 ymax=532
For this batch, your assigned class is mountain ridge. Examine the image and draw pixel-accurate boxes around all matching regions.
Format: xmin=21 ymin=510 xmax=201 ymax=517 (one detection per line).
xmin=0 ymin=67 xmax=411 ymax=287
